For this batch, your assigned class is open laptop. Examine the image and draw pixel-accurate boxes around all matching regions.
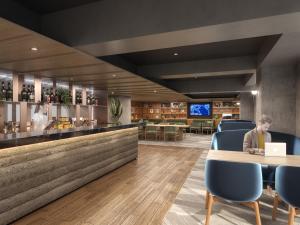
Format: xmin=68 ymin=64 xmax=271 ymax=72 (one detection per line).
xmin=265 ymin=142 xmax=286 ymax=157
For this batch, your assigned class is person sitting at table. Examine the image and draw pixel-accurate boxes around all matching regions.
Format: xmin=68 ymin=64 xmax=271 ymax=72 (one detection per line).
xmin=243 ymin=115 xmax=275 ymax=190
xmin=243 ymin=115 xmax=272 ymax=152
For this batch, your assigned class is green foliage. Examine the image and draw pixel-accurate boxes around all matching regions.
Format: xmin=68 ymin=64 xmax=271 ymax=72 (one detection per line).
xmin=57 ymin=88 xmax=71 ymax=105
xmin=110 ymin=97 xmax=123 ymax=124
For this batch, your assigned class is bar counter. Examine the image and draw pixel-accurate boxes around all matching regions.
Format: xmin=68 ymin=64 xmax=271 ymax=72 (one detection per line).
xmin=0 ymin=124 xmax=139 ymax=225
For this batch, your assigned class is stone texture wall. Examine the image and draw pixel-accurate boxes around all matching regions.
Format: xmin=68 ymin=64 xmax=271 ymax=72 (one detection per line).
xmin=296 ymin=65 xmax=300 ymax=137
xmin=256 ymin=66 xmax=296 ymax=135
xmin=0 ymin=127 xmax=138 ymax=225
xmin=240 ymin=93 xmax=255 ymax=121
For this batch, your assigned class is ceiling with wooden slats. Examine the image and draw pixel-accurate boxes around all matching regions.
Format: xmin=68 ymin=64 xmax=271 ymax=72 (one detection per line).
xmin=0 ymin=17 xmax=187 ymax=102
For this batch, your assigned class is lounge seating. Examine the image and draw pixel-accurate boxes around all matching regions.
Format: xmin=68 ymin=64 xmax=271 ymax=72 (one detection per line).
xmin=205 ymin=159 xmax=263 ymax=225
xmin=217 ymin=121 xmax=256 ymax=132
xmin=273 ymin=166 xmax=300 ymax=225
xmin=211 ymin=129 xmax=250 ymax=151
xmin=211 ymin=129 xmax=275 ymax=188
xmin=270 ymin=131 xmax=300 ymax=155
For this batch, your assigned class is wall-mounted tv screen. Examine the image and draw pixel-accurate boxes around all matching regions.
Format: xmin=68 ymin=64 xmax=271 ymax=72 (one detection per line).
xmin=187 ymin=102 xmax=212 ymax=118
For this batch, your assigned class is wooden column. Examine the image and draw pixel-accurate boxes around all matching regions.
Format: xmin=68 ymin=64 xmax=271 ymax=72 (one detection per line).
xmin=34 ymin=77 xmax=41 ymax=103
xmin=20 ymin=102 xmax=28 ymax=132
xmin=88 ymin=105 xmax=93 ymax=122
xmin=76 ymin=104 xmax=80 ymax=126
xmin=82 ymin=87 xmax=87 ymax=105
xmin=71 ymin=85 xmax=76 ymax=105
xmin=0 ymin=103 xmax=4 ymax=132
xmin=12 ymin=73 xmax=23 ymax=102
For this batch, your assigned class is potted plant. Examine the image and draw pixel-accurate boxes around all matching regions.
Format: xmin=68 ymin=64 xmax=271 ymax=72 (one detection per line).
xmin=57 ymin=88 xmax=72 ymax=105
xmin=110 ymin=97 xmax=123 ymax=125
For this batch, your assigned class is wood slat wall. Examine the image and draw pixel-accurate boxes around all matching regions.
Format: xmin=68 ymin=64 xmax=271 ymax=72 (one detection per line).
xmin=0 ymin=127 xmax=138 ymax=225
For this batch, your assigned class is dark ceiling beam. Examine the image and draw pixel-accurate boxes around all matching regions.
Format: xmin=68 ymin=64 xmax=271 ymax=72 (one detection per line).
xmin=0 ymin=0 xmax=40 ymax=31
xmin=137 ymin=56 xmax=256 ymax=79
xmin=40 ymin=0 xmax=300 ymax=55
xmin=166 ymin=77 xmax=255 ymax=94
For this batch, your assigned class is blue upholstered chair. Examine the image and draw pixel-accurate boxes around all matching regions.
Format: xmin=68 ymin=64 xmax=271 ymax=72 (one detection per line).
xmin=211 ymin=129 xmax=250 ymax=151
xmin=205 ymin=159 xmax=263 ymax=225
xmin=217 ymin=121 xmax=256 ymax=132
xmin=272 ymin=166 xmax=300 ymax=224
xmin=270 ymin=131 xmax=300 ymax=155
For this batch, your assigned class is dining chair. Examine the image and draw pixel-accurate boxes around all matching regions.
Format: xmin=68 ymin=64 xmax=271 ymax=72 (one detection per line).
xmin=202 ymin=120 xmax=214 ymax=134
xmin=205 ymin=159 xmax=263 ymax=225
xmin=145 ymin=126 xmax=158 ymax=140
xmin=189 ymin=120 xmax=202 ymax=134
xmin=273 ymin=166 xmax=300 ymax=225
xmin=138 ymin=125 xmax=145 ymax=140
xmin=164 ymin=126 xmax=179 ymax=141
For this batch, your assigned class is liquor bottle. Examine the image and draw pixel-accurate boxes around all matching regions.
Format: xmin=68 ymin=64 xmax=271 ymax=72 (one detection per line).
xmin=79 ymin=92 xmax=82 ymax=104
xmin=41 ymin=87 xmax=45 ymax=103
xmin=50 ymin=88 xmax=55 ymax=103
xmin=1 ymin=81 xmax=6 ymax=101
xmin=91 ymin=95 xmax=96 ymax=105
xmin=21 ymin=84 xmax=27 ymax=101
xmin=76 ymin=91 xmax=80 ymax=104
xmin=27 ymin=85 xmax=31 ymax=102
xmin=6 ymin=82 xmax=13 ymax=101
xmin=55 ymin=89 xmax=60 ymax=103
xmin=87 ymin=94 xmax=91 ymax=105
xmin=69 ymin=90 xmax=72 ymax=104
xmin=46 ymin=88 xmax=50 ymax=103
xmin=29 ymin=85 xmax=35 ymax=102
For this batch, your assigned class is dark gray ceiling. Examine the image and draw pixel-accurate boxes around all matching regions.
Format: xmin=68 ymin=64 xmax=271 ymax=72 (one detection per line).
xmin=117 ymin=36 xmax=270 ymax=66
xmin=14 ymin=0 xmax=103 ymax=14
xmin=186 ymin=93 xmax=239 ymax=99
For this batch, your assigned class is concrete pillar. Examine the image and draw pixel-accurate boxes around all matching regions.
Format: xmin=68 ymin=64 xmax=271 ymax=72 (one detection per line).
xmin=296 ymin=65 xmax=300 ymax=137
xmin=256 ymin=66 xmax=296 ymax=135
xmin=240 ymin=93 xmax=255 ymax=121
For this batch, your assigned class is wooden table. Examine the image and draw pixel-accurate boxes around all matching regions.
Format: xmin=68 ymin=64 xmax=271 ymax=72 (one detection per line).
xmin=207 ymin=150 xmax=300 ymax=167
xmin=145 ymin=124 xmax=190 ymax=141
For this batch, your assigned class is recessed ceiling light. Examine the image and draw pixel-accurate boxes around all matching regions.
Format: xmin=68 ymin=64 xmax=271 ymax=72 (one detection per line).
xmin=111 ymin=91 xmax=114 ymax=94
xmin=236 ymin=102 xmax=240 ymax=106
xmin=154 ymin=90 xmax=157 ymax=93
xmin=112 ymin=74 xmax=116 ymax=77
xmin=173 ymin=53 xmax=179 ymax=56
xmin=251 ymin=90 xmax=258 ymax=95
xmin=31 ymin=47 xmax=38 ymax=51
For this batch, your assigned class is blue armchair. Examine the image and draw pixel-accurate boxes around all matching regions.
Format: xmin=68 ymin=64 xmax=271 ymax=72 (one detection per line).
xmin=211 ymin=129 xmax=250 ymax=151
xmin=273 ymin=166 xmax=300 ymax=224
xmin=205 ymin=159 xmax=263 ymax=225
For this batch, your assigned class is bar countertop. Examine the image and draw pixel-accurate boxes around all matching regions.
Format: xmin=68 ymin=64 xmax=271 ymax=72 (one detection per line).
xmin=0 ymin=123 xmax=141 ymax=149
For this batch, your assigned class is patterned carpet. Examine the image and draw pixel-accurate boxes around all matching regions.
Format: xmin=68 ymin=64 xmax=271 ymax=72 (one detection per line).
xmin=161 ymin=136 xmax=300 ymax=225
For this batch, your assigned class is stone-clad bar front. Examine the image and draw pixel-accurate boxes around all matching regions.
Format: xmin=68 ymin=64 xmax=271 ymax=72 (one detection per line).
xmin=0 ymin=126 xmax=138 ymax=225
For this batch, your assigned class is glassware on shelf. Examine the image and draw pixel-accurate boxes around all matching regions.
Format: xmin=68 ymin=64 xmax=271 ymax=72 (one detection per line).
xmin=21 ymin=84 xmax=28 ymax=101
xmin=29 ymin=85 xmax=35 ymax=102
xmin=6 ymin=82 xmax=13 ymax=101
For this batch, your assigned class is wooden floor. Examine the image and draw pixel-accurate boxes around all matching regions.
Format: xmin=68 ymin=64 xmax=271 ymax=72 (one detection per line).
xmin=12 ymin=144 xmax=201 ymax=225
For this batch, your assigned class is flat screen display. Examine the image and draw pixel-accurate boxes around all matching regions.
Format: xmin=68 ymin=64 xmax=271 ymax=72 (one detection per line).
xmin=188 ymin=102 xmax=212 ymax=118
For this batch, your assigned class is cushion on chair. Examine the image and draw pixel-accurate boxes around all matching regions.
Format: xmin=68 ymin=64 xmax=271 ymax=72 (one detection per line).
xmin=276 ymin=166 xmax=300 ymax=208
xmin=205 ymin=160 xmax=263 ymax=202
xmin=211 ymin=129 xmax=250 ymax=151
